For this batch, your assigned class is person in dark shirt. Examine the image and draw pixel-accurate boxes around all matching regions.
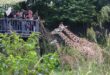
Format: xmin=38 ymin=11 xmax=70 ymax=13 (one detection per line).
xmin=16 ymin=11 xmax=21 ymax=19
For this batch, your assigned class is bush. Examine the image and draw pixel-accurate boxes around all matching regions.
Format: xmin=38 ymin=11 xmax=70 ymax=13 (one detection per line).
xmin=1 ymin=32 xmax=110 ymax=75
xmin=87 ymin=27 xmax=97 ymax=43
xmin=0 ymin=32 xmax=60 ymax=75
xmin=0 ymin=32 xmax=39 ymax=75
xmin=36 ymin=53 xmax=59 ymax=75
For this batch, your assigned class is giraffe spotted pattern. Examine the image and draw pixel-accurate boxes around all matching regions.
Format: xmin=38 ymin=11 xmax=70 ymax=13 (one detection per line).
xmin=51 ymin=24 xmax=103 ymax=63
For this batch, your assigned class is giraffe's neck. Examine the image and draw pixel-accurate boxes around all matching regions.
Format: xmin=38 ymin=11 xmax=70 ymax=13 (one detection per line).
xmin=63 ymin=28 xmax=94 ymax=46
xmin=58 ymin=32 xmax=78 ymax=48
xmin=63 ymin=28 xmax=80 ymax=43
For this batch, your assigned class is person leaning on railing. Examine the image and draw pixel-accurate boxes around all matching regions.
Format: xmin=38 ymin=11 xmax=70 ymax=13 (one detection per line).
xmin=25 ymin=10 xmax=33 ymax=20
xmin=2 ymin=8 xmax=39 ymax=33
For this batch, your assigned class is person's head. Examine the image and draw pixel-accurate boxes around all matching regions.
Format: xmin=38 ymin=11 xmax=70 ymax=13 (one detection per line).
xmin=16 ymin=10 xmax=20 ymax=15
xmin=16 ymin=10 xmax=22 ymax=18
xmin=28 ymin=10 xmax=33 ymax=15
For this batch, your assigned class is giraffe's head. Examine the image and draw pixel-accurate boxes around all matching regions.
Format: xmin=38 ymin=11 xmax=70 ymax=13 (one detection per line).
xmin=58 ymin=23 xmax=68 ymax=31
xmin=51 ymin=23 xmax=67 ymax=35
xmin=51 ymin=27 xmax=62 ymax=35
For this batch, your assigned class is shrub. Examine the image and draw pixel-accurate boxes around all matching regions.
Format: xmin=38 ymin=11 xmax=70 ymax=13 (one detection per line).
xmin=87 ymin=27 xmax=97 ymax=43
xmin=0 ymin=32 xmax=39 ymax=75
xmin=0 ymin=32 xmax=60 ymax=75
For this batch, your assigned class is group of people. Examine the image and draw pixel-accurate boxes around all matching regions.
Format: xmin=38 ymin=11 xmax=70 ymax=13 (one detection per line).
xmin=5 ymin=7 xmax=38 ymax=20
xmin=2 ymin=7 xmax=39 ymax=33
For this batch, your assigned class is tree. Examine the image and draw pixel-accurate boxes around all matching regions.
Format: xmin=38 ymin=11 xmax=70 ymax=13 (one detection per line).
xmin=53 ymin=0 xmax=96 ymax=22
xmin=26 ymin=0 xmax=96 ymax=24
xmin=97 ymin=5 xmax=110 ymax=26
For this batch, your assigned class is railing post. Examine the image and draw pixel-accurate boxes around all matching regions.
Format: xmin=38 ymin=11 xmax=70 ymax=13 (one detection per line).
xmin=4 ymin=18 xmax=8 ymax=32
xmin=8 ymin=19 xmax=12 ymax=33
xmin=35 ymin=19 xmax=39 ymax=32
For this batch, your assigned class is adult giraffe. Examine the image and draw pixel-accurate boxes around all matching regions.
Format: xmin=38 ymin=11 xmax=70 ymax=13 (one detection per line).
xmin=51 ymin=24 xmax=103 ymax=63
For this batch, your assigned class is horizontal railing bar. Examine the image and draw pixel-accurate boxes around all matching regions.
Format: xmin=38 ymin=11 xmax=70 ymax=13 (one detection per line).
xmin=0 ymin=18 xmax=39 ymax=22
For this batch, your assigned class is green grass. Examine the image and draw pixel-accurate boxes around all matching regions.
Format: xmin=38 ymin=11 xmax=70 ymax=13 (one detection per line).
xmin=50 ymin=63 xmax=110 ymax=75
xmin=48 ymin=43 xmax=110 ymax=75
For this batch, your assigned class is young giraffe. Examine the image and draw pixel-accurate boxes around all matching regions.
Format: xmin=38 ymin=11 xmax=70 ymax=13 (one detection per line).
xmin=51 ymin=28 xmax=78 ymax=48
xmin=50 ymin=39 xmax=78 ymax=70
xmin=51 ymin=25 xmax=103 ymax=63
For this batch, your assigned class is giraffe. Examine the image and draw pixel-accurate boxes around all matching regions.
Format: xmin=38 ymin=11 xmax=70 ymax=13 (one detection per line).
xmin=58 ymin=23 xmax=93 ymax=47
xmin=58 ymin=23 xmax=103 ymax=63
xmin=51 ymin=28 xmax=78 ymax=48
xmin=50 ymin=39 xmax=78 ymax=70
xmin=51 ymin=25 xmax=103 ymax=63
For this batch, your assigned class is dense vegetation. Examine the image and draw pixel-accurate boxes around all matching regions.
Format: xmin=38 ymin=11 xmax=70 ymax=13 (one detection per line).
xmin=0 ymin=33 xmax=110 ymax=75
xmin=0 ymin=33 xmax=59 ymax=75
xmin=1 ymin=0 xmax=110 ymax=75
xmin=24 ymin=0 xmax=110 ymax=28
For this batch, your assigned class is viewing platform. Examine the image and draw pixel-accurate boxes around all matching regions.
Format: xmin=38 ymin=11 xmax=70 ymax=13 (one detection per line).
xmin=0 ymin=18 xmax=39 ymax=37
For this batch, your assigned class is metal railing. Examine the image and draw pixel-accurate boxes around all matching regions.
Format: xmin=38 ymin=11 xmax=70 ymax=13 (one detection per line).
xmin=0 ymin=18 xmax=39 ymax=37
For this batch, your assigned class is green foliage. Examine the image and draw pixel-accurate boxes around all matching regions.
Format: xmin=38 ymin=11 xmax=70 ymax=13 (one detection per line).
xmin=101 ymin=34 xmax=110 ymax=64
xmin=1 ymin=31 xmax=110 ymax=75
xmin=0 ymin=6 xmax=5 ymax=18
xmin=51 ymin=63 xmax=110 ymax=75
xmin=87 ymin=27 xmax=97 ymax=42
xmin=25 ymin=0 xmax=97 ymax=26
xmin=0 ymin=32 xmax=40 ymax=75
xmin=48 ymin=46 xmax=110 ymax=75
xmin=50 ymin=44 xmax=110 ymax=75
xmin=0 ymin=33 xmax=60 ymax=75
xmin=97 ymin=5 xmax=110 ymax=26
xmin=13 ymin=4 xmax=22 ymax=10
xmin=52 ymin=0 xmax=96 ymax=22
xmin=36 ymin=53 xmax=59 ymax=75
xmin=0 ymin=32 xmax=39 ymax=56
xmin=0 ymin=12 xmax=4 ymax=18
xmin=10 ymin=0 xmax=107 ymax=30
